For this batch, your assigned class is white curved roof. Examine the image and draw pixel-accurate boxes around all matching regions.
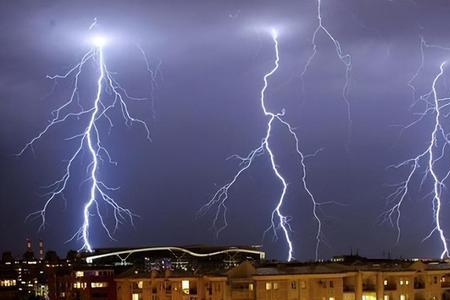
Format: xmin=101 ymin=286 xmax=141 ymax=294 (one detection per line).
xmin=85 ymin=246 xmax=265 ymax=263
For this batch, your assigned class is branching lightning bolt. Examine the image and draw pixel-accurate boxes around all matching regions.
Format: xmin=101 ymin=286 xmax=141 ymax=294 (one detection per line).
xmin=384 ymin=36 xmax=450 ymax=257
xmin=301 ymin=0 xmax=352 ymax=140
xmin=199 ymin=29 xmax=323 ymax=261
xmin=18 ymin=27 xmax=153 ymax=252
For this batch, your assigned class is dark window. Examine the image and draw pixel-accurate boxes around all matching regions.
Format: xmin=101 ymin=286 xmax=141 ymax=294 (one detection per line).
xmin=291 ymin=281 xmax=297 ymax=289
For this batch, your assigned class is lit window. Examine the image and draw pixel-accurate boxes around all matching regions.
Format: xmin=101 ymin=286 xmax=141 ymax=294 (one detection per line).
xmin=400 ymin=280 xmax=404 ymax=286
xmin=273 ymin=282 xmax=279 ymax=290
xmin=91 ymin=282 xmax=108 ymax=288
xmin=182 ymin=280 xmax=190 ymax=295
xmin=132 ymin=293 xmax=140 ymax=300
xmin=132 ymin=281 xmax=144 ymax=290
xmin=405 ymin=280 xmax=409 ymax=285
xmin=330 ymin=297 xmax=335 ymax=300
xmin=249 ymin=283 xmax=254 ymax=291
xmin=0 ymin=280 xmax=16 ymax=287
xmin=266 ymin=282 xmax=272 ymax=290
xmin=73 ymin=282 xmax=86 ymax=289
xmin=442 ymin=277 xmax=446 ymax=283
xmin=384 ymin=295 xmax=389 ymax=300
xmin=384 ymin=280 xmax=388 ymax=286
xmin=75 ymin=271 xmax=84 ymax=278
xmin=400 ymin=294 xmax=406 ymax=300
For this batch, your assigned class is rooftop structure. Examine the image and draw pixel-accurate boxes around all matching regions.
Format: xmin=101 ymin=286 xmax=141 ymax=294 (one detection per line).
xmin=83 ymin=245 xmax=265 ymax=270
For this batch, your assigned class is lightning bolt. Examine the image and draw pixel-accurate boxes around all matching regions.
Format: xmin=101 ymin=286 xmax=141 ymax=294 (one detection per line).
xmin=384 ymin=36 xmax=450 ymax=258
xmin=18 ymin=25 xmax=153 ymax=252
xmin=301 ymin=0 xmax=352 ymax=141
xmin=200 ymin=29 xmax=323 ymax=261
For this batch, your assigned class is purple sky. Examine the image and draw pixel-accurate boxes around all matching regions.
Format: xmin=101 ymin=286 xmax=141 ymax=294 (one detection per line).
xmin=1 ymin=0 xmax=450 ymax=261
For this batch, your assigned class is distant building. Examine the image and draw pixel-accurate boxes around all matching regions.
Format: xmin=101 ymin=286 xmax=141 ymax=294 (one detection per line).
xmin=0 ymin=264 xmax=18 ymax=300
xmin=0 ymin=239 xmax=53 ymax=299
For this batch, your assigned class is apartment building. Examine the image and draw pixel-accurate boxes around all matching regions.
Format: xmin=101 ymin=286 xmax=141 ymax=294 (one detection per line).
xmin=115 ymin=257 xmax=450 ymax=300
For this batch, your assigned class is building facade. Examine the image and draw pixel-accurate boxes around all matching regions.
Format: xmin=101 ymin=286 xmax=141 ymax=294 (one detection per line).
xmin=116 ymin=269 xmax=228 ymax=300
xmin=4 ymin=243 xmax=450 ymax=300
xmin=54 ymin=266 xmax=117 ymax=300
xmin=115 ymin=258 xmax=450 ymax=300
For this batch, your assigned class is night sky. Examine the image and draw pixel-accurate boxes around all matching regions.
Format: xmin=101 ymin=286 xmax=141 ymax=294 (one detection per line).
xmin=1 ymin=0 xmax=450 ymax=261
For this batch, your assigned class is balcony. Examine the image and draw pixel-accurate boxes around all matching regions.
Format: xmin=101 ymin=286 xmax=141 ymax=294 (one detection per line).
xmin=441 ymin=282 xmax=450 ymax=288
xmin=344 ymin=285 xmax=355 ymax=292
xmin=384 ymin=284 xmax=397 ymax=291
xmin=231 ymin=290 xmax=255 ymax=299
xmin=363 ymin=283 xmax=376 ymax=291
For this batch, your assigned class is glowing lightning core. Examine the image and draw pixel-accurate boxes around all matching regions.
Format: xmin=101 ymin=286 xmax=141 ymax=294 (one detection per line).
xmin=18 ymin=32 xmax=152 ymax=252
xmin=200 ymin=29 xmax=323 ymax=261
xmin=384 ymin=57 xmax=450 ymax=258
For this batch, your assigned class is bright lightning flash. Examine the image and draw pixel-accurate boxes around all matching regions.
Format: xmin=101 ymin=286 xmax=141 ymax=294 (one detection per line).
xmin=18 ymin=31 xmax=152 ymax=252
xmin=384 ymin=37 xmax=450 ymax=258
xmin=200 ymin=29 xmax=323 ymax=261
xmin=91 ymin=35 xmax=108 ymax=48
